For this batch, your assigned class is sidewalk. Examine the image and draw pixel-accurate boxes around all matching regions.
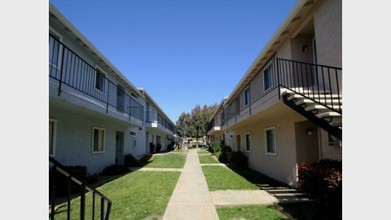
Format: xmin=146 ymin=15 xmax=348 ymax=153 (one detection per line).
xmin=162 ymin=149 xmax=219 ymax=220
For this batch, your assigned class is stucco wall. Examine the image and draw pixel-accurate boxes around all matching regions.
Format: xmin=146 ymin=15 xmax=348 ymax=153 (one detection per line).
xmin=50 ymin=108 xmax=129 ymax=175
xmin=313 ymin=0 xmax=342 ymax=68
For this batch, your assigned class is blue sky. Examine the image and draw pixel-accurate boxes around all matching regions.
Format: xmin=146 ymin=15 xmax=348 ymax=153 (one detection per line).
xmin=49 ymin=0 xmax=297 ymax=123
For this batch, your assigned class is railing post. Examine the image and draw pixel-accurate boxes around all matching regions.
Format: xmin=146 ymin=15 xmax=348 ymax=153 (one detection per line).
xmin=100 ymin=197 xmax=105 ymax=220
xmin=80 ymin=184 xmax=86 ymax=220
xmin=50 ymin=166 xmax=56 ymax=220
xmin=106 ymin=81 xmax=110 ymax=113
xmin=276 ymin=57 xmax=281 ymax=100
xmin=58 ymin=45 xmax=65 ymax=96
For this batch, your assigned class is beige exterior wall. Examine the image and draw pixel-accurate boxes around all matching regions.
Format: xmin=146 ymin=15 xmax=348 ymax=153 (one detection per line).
xmin=313 ymin=0 xmax=342 ymax=68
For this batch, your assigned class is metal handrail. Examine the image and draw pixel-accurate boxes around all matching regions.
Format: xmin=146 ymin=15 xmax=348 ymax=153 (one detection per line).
xmin=49 ymin=156 xmax=112 ymax=220
xmin=49 ymin=34 xmax=144 ymax=121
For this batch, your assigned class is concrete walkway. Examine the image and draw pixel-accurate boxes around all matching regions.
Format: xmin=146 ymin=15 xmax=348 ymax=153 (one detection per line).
xmin=162 ymin=149 xmax=219 ymax=220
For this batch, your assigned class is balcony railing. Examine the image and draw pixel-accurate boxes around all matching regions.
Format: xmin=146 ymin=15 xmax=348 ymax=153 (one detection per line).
xmin=145 ymin=111 xmax=175 ymax=133
xmin=49 ymin=34 xmax=144 ymax=122
xmin=49 ymin=157 xmax=112 ymax=220
xmin=221 ymin=55 xmax=342 ymax=126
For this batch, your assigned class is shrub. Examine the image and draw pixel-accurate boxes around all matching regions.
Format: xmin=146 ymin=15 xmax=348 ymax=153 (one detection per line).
xmin=124 ymin=154 xmax=142 ymax=167
xmin=149 ymin=142 xmax=156 ymax=154
xmin=230 ymin=151 xmax=248 ymax=169
xmin=208 ymin=140 xmax=222 ymax=154
xmin=298 ymin=158 xmax=342 ymax=219
xmin=218 ymin=146 xmax=232 ymax=163
xmin=156 ymin=143 xmax=162 ymax=153
xmin=101 ymin=164 xmax=129 ymax=176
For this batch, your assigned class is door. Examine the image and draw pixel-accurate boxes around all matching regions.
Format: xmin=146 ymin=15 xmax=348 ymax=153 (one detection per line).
xmin=236 ymin=135 xmax=241 ymax=152
xmin=115 ymin=132 xmax=124 ymax=164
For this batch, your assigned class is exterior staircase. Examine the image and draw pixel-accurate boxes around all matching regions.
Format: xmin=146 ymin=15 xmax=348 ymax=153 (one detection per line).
xmin=280 ymin=88 xmax=342 ymax=140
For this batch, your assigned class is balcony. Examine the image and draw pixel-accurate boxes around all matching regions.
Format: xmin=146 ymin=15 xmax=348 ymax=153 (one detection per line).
xmin=221 ymin=56 xmax=342 ymax=134
xmin=49 ymin=34 xmax=144 ymax=126
xmin=145 ymin=111 xmax=175 ymax=135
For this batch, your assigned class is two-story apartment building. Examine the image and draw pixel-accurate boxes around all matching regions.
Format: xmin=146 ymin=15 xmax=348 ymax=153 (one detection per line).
xmin=208 ymin=0 xmax=342 ymax=187
xmin=49 ymin=3 xmax=174 ymax=175
xmin=138 ymin=88 xmax=176 ymax=153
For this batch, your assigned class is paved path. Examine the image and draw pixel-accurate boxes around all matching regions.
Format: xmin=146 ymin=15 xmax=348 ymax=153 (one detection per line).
xmin=162 ymin=149 xmax=219 ymax=220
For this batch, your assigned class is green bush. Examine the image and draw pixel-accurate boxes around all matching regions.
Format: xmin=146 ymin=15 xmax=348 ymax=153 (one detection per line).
xmin=208 ymin=140 xmax=222 ymax=154
xmin=149 ymin=142 xmax=156 ymax=154
xmin=230 ymin=151 xmax=248 ymax=169
xmin=156 ymin=143 xmax=162 ymax=153
xmin=124 ymin=154 xmax=142 ymax=167
xmin=218 ymin=146 xmax=232 ymax=163
xmin=101 ymin=164 xmax=129 ymax=176
xmin=298 ymin=158 xmax=342 ymax=219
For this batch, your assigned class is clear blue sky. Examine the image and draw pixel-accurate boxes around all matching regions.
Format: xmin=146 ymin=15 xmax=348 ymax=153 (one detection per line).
xmin=49 ymin=0 xmax=297 ymax=123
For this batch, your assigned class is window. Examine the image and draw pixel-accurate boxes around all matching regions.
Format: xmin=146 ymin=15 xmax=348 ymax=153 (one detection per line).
xmin=92 ymin=127 xmax=105 ymax=153
xmin=49 ymin=119 xmax=57 ymax=156
xmin=264 ymin=65 xmax=273 ymax=91
xmin=95 ymin=69 xmax=106 ymax=93
xmin=244 ymin=87 xmax=250 ymax=106
xmin=245 ymin=133 xmax=251 ymax=152
xmin=265 ymin=127 xmax=276 ymax=154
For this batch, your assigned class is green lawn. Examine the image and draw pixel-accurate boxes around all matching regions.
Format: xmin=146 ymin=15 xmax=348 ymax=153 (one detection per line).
xmin=198 ymin=154 xmax=219 ymax=164
xmin=217 ymin=205 xmax=290 ymax=220
xmin=202 ymin=166 xmax=258 ymax=191
xmin=145 ymin=153 xmax=186 ymax=168
xmin=53 ymin=171 xmax=180 ymax=220
xmin=197 ymin=149 xmax=210 ymax=154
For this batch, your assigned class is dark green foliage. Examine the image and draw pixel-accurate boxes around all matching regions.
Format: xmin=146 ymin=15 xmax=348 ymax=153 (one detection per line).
xmin=156 ymin=143 xmax=162 ymax=153
xmin=298 ymin=159 xmax=342 ymax=219
xmin=230 ymin=151 xmax=248 ymax=169
xmin=149 ymin=142 xmax=156 ymax=154
xmin=124 ymin=154 xmax=142 ymax=167
xmin=101 ymin=164 xmax=129 ymax=176
xmin=218 ymin=146 xmax=232 ymax=163
xmin=208 ymin=140 xmax=222 ymax=154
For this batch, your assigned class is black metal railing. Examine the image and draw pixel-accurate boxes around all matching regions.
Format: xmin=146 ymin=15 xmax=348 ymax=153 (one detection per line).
xmin=49 ymin=157 xmax=112 ymax=220
xmin=145 ymin=111 xmax=175 ymax=133
xmin=49 ymin=34 xmax=144 ymax=122
xmin=276 ymin=58 xmax=342 ymax=114
xmin=221 ymin=55 xmax=342 ymax=126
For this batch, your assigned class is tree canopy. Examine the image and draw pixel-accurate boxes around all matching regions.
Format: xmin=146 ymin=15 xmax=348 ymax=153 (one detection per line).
xmin=175 ymin=104 xmax=219 ymax=143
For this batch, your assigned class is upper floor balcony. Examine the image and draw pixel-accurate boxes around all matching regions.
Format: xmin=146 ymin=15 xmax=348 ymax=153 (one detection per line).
xmin=145 ymin=111 xmax=175 ymax=135
xmin=49 ymin=34 xmax=144 ymax=127
xmin=207 ymin=115 xmax=222 ymax=136
xmin=221 ymin=55 xmax=342 ymax=129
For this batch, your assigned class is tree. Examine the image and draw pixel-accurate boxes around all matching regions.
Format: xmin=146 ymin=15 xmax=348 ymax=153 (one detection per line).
xmin=175 ymin=103 xmax=219 ymax=147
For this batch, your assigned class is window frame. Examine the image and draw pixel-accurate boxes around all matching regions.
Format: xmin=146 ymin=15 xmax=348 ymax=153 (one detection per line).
xmin=245 ymin=133 xmax=251 ymax=152
xmin=244 ymin=87 xmax=250 ymax=106
xmin=92 ymin=127 xmax=105 ymax=153
xmin=263 ymin=64 xmax=274 ymax=91
xmin=265 ymin=127 xmax=277 ymax=155
xmin=95 ymin=67 xmax=107 ymax=94
xmin=49 ymin=118 xmax=57 ymax=156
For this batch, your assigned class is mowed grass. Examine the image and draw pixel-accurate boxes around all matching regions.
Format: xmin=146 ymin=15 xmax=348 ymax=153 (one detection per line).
xmin=145 ymin=153 xmax=186 ymax=168
xmin=198 ymin=154 xmax=219 ymax=164
xmin=202 ymin=166 xmax=258 ymax=191
xmin=217 ymin=205 xmax=290 ymax=220
xmin=53 ymin=171 xmax=180 ymax=220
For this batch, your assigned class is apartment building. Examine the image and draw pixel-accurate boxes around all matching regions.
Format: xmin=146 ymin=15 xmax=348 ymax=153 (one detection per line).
xmin=208 ymin=0 xmax=342 ymax=187
xmin=138 ymin=88 xmax=176 ymax=153
xmin=49 ymin=3 xmax=174 ymax=175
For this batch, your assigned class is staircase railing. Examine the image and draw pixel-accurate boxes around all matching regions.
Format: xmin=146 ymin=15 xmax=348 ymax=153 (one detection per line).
xmin=276 ymin=58 xmax=342 ymax=114
xmin=49 ymin=157 xmax=112 ymax=220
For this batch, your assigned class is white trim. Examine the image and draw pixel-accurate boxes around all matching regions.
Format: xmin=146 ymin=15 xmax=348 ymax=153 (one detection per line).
xmin=92 ymin=127 xmax=105 ymax=153
xmin=49 ymin=118 xmax=57 ymax=156
xmin=265 ymin=127 xmax=277 ymax=155
xmin=245 ymin=132 xmax=251 ymax=152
